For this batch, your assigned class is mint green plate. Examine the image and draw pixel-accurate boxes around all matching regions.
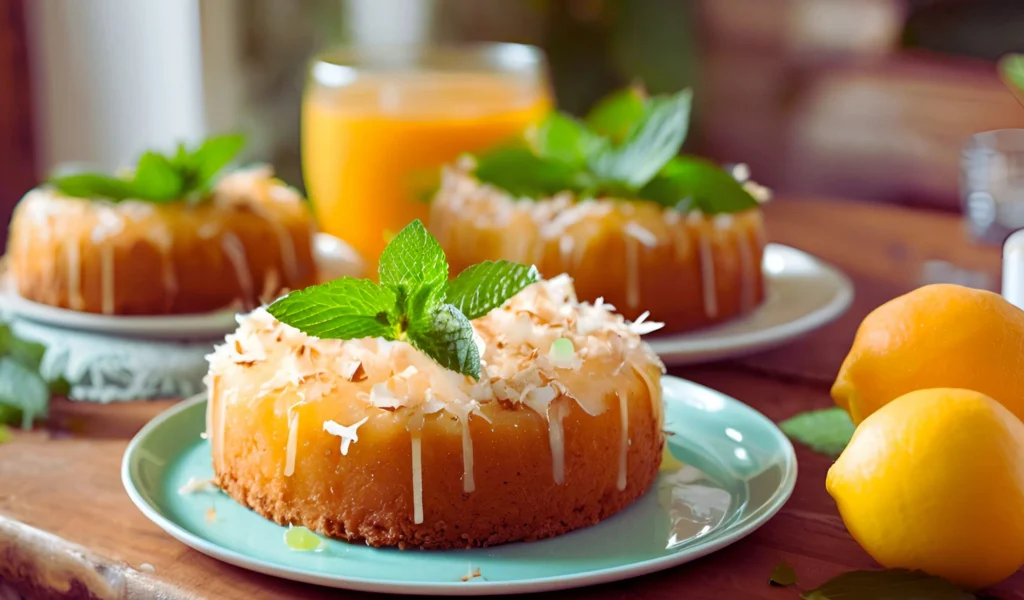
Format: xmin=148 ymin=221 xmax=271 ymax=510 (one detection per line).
xmin=122 ymin=376 xmax=796 ymax=595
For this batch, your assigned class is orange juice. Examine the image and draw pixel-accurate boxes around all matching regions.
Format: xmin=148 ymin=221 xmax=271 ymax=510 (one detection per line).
xmin=303 ymin=71 xmax=551 ymax=271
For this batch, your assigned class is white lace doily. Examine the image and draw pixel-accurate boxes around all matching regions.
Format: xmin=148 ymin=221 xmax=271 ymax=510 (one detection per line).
xmin=7 ymin=317 xmax=215 ymax=403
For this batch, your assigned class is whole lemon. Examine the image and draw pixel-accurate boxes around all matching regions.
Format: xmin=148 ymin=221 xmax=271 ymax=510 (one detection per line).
xmin=827 ymin=388 xmax=1024 ymax=589
xmin=832 ymin=283 xmax=1024 ymax=424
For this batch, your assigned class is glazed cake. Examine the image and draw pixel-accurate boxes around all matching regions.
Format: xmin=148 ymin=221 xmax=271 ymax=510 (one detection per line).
xmin=429 ymin=163 xmax=771 ymax=333
xmin=206 ymin=276 xmax=665 ymax=549
xmin=5 ymin=167 xmax=317 ymax=315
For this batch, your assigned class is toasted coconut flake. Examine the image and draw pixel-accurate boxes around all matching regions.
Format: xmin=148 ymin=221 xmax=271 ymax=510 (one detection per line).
xmin=323 ymin=416 xmax=369 ymax=455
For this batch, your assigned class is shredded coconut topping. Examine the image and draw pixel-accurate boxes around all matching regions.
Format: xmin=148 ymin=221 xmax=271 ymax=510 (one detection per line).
xmin=207 ymin=277 xmax=664 ymax=425
xmin=323 ymin=416 xmax=370 ymax=455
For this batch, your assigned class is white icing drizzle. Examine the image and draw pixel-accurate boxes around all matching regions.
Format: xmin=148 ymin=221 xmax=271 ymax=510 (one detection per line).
xmin=211 ymin=377 xmax=226 ymax=470
xmin=624 ymin=235 xmax=640 ymax=310
xmin=323 ymin=416 xmax=369 ymax=456
xmin=737 ymin=232 xmax=756 ymax=312
xmin=65 ymin=240 xmax=84 ymax=310
xmin=409 ymin=413 xmax=425 ymax=524
xmin=548 ymin=402 xmax=568 ymax=485
xmin=100 ymin=245 xmax=115 ymax=314
xmin=221 ymin=233 xmax=255 ymax=309
xmin=460 ymin=415 xmax=475 ymax=494
xmin=617 ymin=391 xmax=628 ymax=491
xmin=558 ymin=235 xmax=574 ymax=270
xmin=249 ymin=204 xmax=300 ymax=284
xmin=284 ymin=408 xmax=299 ymax=477
xmin=697 ymin=229 xmax=717 ymax=319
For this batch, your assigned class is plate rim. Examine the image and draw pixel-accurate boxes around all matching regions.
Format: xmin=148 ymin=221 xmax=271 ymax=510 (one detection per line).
xmin=121 ymin=376 xmax=798 ymax=596
xmin=647 ymin=243 xmax=854 ymax=364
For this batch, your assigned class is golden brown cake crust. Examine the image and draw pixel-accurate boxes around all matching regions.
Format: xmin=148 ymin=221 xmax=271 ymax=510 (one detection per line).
xmin=206 ymin=278 xmax=665 ymax=549
xmin=5 ymin=169 xmax=317 ymax=315
xmin=429 ymin=168 xmax=768 ymax=333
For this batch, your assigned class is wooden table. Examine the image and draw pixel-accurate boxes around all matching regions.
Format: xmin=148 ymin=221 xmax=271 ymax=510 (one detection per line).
xmin=2 ymin=198 xmax=1021 ymax=599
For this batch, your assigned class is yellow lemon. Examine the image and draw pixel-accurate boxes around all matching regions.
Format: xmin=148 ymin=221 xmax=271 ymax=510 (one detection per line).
xmin=826 ymin=388 xmax=1024 ymax=589
xmin=832 ymin=284 xmax=1024 ymax=425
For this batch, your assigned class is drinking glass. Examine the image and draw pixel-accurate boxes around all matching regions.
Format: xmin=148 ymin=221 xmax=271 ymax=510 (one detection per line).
xmin=962 ymin=129 xmax=1024 ymax=245
xmin=302 ymin=43 xmax=552 ymax=272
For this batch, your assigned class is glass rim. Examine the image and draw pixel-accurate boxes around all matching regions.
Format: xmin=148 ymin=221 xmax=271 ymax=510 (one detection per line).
xmin=963 ymin=128 xmax=1024 ymax=155
xmin=309 ymin=42 xmax=547 ymax=88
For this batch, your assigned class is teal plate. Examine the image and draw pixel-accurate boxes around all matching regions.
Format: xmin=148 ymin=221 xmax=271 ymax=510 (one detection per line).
xmin=122 ymin=376 xmax=797 ymax=595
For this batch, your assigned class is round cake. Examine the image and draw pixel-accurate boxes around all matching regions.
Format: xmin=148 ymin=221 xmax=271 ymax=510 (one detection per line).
xmin=429 ymin=165 xmax=770 ymax=333
xmin=206 ymin=275 xmax=665 ymax=549
xmin=5 ymin=167 xmax=317 ymax=315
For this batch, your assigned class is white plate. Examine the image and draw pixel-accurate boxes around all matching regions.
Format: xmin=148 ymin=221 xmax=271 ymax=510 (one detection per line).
xmin=0 ymin=233 xmax=363 ymax=340
xmin=647 ymin=244 xmax=854 ymax=365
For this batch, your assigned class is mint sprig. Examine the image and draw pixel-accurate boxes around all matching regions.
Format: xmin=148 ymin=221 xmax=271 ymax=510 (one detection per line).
xmin=0 ymin=323 xmax=66 ymax=429
xmin=779 ymin=407 xmax=855 ymax=458
xmin=50 ymin=133 xmax=245 ymax=204
xmin=268 ymin=220 xmax=540 ymax=379
xmin=469 ymin=86 xmax=758 ymax=214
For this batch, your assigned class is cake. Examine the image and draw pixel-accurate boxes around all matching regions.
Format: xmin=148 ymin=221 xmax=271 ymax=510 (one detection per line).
xmin=206 ymin=275 xmax=665 ymax=549
xmin=427 ymin=86 xmax=772 ymax=333
xmin=430 ymin=165 xmax=769 ymax=333
xmin=5 ymin=166 xmax=318 ymax=315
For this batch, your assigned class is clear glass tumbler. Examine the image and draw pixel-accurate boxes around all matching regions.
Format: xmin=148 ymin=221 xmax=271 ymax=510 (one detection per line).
xmin=961 ymin=129 xmax=1024 ymax=245
xmin=302 ymin=43 xmax=552 ymax=273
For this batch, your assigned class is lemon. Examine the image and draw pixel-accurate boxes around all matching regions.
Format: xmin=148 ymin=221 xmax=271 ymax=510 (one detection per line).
xmin=827 ymin=388 xmax=1024 ymax=589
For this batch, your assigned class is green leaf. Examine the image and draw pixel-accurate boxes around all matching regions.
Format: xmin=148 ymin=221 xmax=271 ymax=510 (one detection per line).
xmin=0 ymin=356 xmax=50 ymax=429
xmin=447 ymin=260 xmax=541 ymax=320
xmin=406 ymin=304 xmax=480 ymax=379
xmin=770 ymin=561 xmax=799 ymax=587
xmin=801 ymin=569 xmax=975 ymax=600
xmin=267 ymin=278 xmax=398 ymax=340
xmin=48 ymin=376 xmax=71 ymax=397
xmin=0 ymin=425 xmax=10 ymax=444
xmin=378 ymin=219 xmax=449 ymax=295
xmin=50 ymin=173 xmax=137 ymax=201
xmin=588 ymin=88 xmax=692 ymax=189
xmin=474 ymin=146 xmax=591 ymax=198
xmin=0 ymin=324 xmax=46 ymax=370
xmin=529 ymin=113 xmax=605 ymax=168
xmin=639 ymin=155 xmax=758 ymax=214
xmin=132 ymin=152 xmax=184 ymax=201
xmin=190 ymin=133 xmax=246 ymax=191
xmin=585 ymin=84 xmax=648 ymax=142
xmin=780 ymin=408 xmax=855 ymax=458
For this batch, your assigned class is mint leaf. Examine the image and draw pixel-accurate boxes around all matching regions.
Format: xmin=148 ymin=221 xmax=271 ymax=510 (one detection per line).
xmin=474 ymin=146 xmax=591 ymax=198
xmin=585 ymin=84 xmax=647 ymax=142
xmin=50 ymin=173 xmax=136 ymax=201
xmin=0 ymin=356 xmax=50 ymax=429
xmin=191 ymin=133 xmax=246 ymax=191
xmin=999 ymin=53 xmax=1024 ymax=102
xmin=0 ymin=425 xmax=10 ymax=444
xmin=0 ymin=324 xmax=46 ymax=370
xmin=640 ymin=155 xmax=758 ymax=213
xmin=529 ymin=113 xmax=604 ymax=168
xmin=588 ymin=89 xmax=692 ymax=189
xmin=267 ymin=278 xmax=397 ymax=340
xmin=770 ymin=561 xmax=799 ymax=587
xmin=132 ymin=152 xmax=184 ymax=201
xmin=406 ymin=304 xmax=480 ymax=378
xmin=801 ymin=569 xmax=975 ymax=600
xmin=447 ymin=260 xmax=540 ymax=319
xmin=378 ymin=220 xmax=448 ymax=294
xmin=780 ymin=408 xmax=855 ymax=458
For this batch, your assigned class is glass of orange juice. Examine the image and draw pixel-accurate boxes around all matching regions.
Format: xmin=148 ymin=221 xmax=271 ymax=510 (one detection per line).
xmin=302 ymin=43 xmax=552 ymax=273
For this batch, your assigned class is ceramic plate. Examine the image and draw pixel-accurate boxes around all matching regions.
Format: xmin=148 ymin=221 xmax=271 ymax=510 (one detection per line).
xmin=122 ymin=376 xmax=797 ymax=595
xmin=647 ymin=244 xmax=853 ymax=365
xmin=0 ymin=233 xmax=362 ymax=340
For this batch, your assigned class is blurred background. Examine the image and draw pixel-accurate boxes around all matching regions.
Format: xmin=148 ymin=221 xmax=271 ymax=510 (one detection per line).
xmin=3 ymin=0 xmax=1024 ymax=247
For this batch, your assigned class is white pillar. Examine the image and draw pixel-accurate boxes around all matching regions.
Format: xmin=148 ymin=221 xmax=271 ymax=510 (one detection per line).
xmin=26 ymin=0 xmax=208 ymax=175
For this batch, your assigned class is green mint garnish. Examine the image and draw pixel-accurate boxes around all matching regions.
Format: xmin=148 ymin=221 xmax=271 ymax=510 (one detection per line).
xmin=800 ymin=569 xmax=974 ymax=600
xmin=999 ymin=53 xmax=1024 ymax=106
xmin=779 ymin=407 xmax=855 ymax=458
xmin=268 ymin=220 xmax=540 ymax=379
xmin=469 ymin=86 xmax=758 ymax=214
xmin=0 ymin=323 xmax=66 ymax=429
xmin=769 ymin=561 xmax=799 ymax=587
xmin=50 ymin=133 xmax=246 ymax=204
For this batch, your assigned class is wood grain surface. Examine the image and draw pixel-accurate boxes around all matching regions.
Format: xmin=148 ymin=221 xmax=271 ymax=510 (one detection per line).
xmin=1 ymin=198 xmax=1021 ymax=599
